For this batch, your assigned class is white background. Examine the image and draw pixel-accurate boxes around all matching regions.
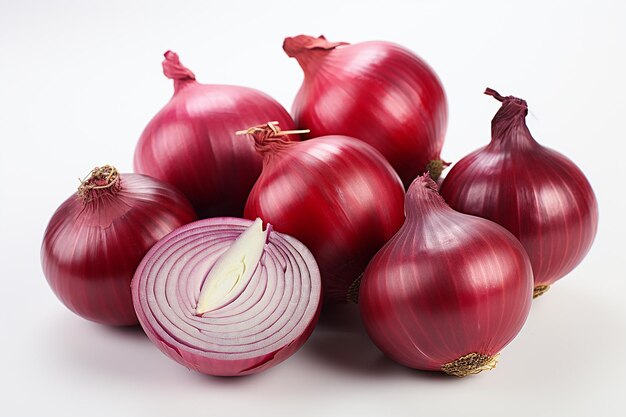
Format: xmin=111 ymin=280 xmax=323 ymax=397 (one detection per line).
xmin=2 ymin=0 xmax=625 ymax=416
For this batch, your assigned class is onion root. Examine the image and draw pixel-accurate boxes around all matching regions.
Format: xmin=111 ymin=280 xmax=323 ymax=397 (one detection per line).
xmin=346 ymin=274 xmax=363 ymax=304
xmin=426 ymin=159 xmax=451 ymax=181
xmin=441 ymin=353 xmax=499 ymax=377
xmin=533 ymin=285 xmax=551 ymax=299
xmin=77 ymin=165 xmax=121 ymax=203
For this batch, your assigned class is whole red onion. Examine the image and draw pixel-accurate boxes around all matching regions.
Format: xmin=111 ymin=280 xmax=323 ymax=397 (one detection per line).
xmin=440 ymin=89 xmax=599 ymax=297
xmin=241 ymin=122 xmax=405 ymax=304
xmin=284 ymin=35 xmax=448 ymax=186
xmin=132 ymin=217 xmax=321 ymax=376
xmin=359 ymin=174 xmax=533 ymax=376
xmin=134 ymin=51 xmax=298 ymax=218
xmin=41 ymin=165 xmax=196 ymax=325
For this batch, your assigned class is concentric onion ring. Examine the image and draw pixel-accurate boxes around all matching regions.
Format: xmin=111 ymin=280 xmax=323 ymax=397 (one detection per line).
xmin=132 ymin=217 xmax=321 ymax=376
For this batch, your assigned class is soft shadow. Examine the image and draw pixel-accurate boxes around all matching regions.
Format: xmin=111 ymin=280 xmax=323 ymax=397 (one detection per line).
xmin=304 ymin=303 xmax=547 ymax=383
xmin=300 ymin=303 xmax=386 ymax=374
xmin=317 ymin=303 xmax=363 ymax=332
xmin=45 ymin=315 xmax=174 ymax=382
xmin=302 ymin=304 xmax=459 ymax=381
xmin=99 ymin=322 xmax=148 ymax=338
xmin=50 ymin=320 xmax=271 ymax=385
xmin=304 ymin=325 xmax=468 ymax=382
xmin=184 ymin=368 xmax=265 ymax=386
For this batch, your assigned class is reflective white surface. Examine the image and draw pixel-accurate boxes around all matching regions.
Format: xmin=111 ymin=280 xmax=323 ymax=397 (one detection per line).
xmin=1 ymin=0 xmax=625 ymax=416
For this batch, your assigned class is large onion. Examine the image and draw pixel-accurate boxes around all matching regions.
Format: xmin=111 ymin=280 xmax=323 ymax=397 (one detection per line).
xmin=359 ymin=174 xmax=533 ymax=376
xmin=241 ymin=122 xmax=405 ymax=304
xmin=134 ymin=51 xmax=298 ymax=218
xmin=132 ymin=217 xmax=321 ymax=376
xmin=440 ymin=89 xmax=599 ymax=297
xmin=284 ymin=35 xmax=448 ymax=186
xmin=41 ymin=165 xmax=196 ymax=325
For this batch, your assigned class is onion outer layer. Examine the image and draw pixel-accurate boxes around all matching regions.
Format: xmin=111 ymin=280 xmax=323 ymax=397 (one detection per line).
xmin=440 ymin=88 xmax=599 ymax=295
xmin=134 ymin=51 xmax=298 ymax=218
xmin=41 ymin=165 xmax=196 ymax=325
xmin=360 ymin=174 xmax=533 ymax=376
xmin=242 ymin=123 xmax=405 ymax=305
xmin=284 ymin=34 xmax=448 ymax=186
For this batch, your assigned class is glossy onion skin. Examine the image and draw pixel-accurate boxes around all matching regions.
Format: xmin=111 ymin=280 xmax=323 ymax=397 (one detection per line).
xmin=440 ymin=91 xmax=599 ymax=289
xmin=284 ymin=35 xmax=448 ymax=187
xmin=134 ymin=51 xmax=298 ymax=218
xmin=360 ymin=176 xmax=533 ymax=371
xmin=41 ymin=173 xmax=196 ymax=326
xmin=244 ymin=135 xmax=405 ymax=304
xmin=132 ymin=218 xmax=322 ymax=376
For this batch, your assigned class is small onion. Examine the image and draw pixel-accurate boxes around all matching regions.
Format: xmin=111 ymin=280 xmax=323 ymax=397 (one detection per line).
xmin=132 ymin=217 xmax=321 ymax=376
xmin=359 ymin=174 xmax=533 ymax=376
xmin=284 ymin=34 xmax=448 ymax=186
xmin=134 ymin=51 xmax=298 ymax=218
xmin=440 ymin=89 xmax=599 ymax=297
xmin=241 ymin=122 xmax=405 ymax=304
xmin=41 ymin=165 xmax=196 ymax=325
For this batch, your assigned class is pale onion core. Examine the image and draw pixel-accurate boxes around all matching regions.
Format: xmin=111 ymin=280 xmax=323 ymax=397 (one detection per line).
xmin=195 ymin=218 xmax=269 ymax=315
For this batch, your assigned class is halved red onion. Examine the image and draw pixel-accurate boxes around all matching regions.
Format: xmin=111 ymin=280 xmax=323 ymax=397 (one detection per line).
xmin=132 ymin=217 xmax=321 ymax=376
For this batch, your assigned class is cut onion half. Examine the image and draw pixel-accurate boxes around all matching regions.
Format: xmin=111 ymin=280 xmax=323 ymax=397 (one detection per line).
xmin=132 ymin=217 xmax=322 ymax=376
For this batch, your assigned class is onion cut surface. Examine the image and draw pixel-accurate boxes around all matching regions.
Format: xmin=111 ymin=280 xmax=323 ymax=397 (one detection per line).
xmin=132 ymin=217 xmax=322 ymax=376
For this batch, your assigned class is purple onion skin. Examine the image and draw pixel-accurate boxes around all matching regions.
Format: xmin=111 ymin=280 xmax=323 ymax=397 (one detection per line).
xmin=132 ymin=218 xmax=322 ymax=376
xmin=360 ymin=175 xmax=533 ymax=372
xmin=284 ymin=35 xmax=448 ymax=187
xmin=41 ymin=173 xmax=196 ymax=326
xmin=244 ymin=132 xmax=405 ymax=304
xmin=134 ymin=51 xmax=299 ymax=219
xmin=440 ymin=89 xmax=599 ymax=291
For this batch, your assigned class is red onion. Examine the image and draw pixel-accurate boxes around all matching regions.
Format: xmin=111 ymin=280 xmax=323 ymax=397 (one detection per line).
xmin=359 ymin=174 xmax=533 ymax=376
xmin=283 ymin=35 xmax=448 ymax=186
xmin=440 ymin=89 xmax=599 ymax=297
xmin=132 ymin=217 xmax=321 ymax=376
xmin=41 ymin=165 xmax=196 ymax=326
xmin=134 ymin=51 xmax=298 ymax=218
xmin=240 ymin=122 xmax=405 ymax=304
